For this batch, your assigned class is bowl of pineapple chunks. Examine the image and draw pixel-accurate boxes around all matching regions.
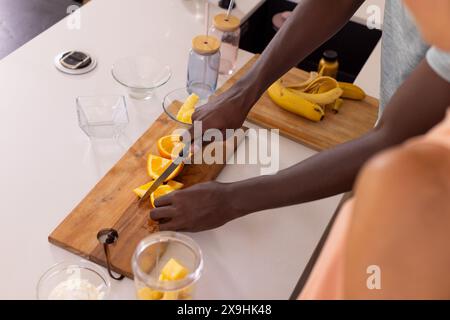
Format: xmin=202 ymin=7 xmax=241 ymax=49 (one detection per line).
xmin=132 ymin=232 xmax=203 ymax=300
xmin=162 ymin=87 xmax=210 ymax=126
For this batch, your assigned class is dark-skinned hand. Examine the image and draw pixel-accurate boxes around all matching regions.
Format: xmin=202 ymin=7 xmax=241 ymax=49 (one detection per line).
xmin=151 ymin=181 xmax=241 ymax=232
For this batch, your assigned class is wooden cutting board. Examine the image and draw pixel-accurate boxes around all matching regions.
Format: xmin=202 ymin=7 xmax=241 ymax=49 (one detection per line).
xmin=218 ymin=55 xmax=379 ymax=151
xmin=49 ymin=111 xmax=243 ymax=279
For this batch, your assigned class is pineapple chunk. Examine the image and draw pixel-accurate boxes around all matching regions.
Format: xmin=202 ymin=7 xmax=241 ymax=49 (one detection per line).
xmin=162 ymin=291 xmax=179 ymax=300
xmin=176 ymin=93 xmax=199 ymax=123
xmin=137 ymin=287 xmax=163 ymax=300
xmin=160 ymin=258 xmax=189 ymax=281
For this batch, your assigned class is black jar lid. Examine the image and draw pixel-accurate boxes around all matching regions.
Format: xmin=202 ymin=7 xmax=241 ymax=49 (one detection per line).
xmin=322 ymin=50 xmax=338 ymax=62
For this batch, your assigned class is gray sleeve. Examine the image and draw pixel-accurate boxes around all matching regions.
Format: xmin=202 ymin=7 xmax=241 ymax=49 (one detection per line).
xmin=426 ymin=47 xmax=450 ymax=83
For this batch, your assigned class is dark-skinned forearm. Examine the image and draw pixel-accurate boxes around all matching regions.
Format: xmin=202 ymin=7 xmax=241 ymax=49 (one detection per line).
xmin=235 ymin=0 xmax=365 ymax=109
xmin=228 ymin=60 xmax=450 ymax=216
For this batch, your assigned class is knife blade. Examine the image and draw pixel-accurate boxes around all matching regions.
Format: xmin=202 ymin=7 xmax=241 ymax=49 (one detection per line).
xmin=139 ymin=128 xmax=248 ymax=205
xmin=139 ymin=142 xmax=192 ymax=204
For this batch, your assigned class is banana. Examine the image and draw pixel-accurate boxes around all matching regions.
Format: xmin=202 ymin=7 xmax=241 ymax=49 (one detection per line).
xmin=268 ymin=74 xmax=367 ymax=121
xmin=267 ymin=81 xmax=325 ymax=122
xmin=331 ymin=98 xmax=344 ymax=114
xmin=338 ymin=82 xmax=366 ymax=100
xmin=289 ymin=87 xmax=343 ymax=105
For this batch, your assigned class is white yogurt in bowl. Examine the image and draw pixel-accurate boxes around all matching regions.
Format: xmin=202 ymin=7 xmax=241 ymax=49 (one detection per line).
xmin=37 ymin=261 xmax=110 ymax=300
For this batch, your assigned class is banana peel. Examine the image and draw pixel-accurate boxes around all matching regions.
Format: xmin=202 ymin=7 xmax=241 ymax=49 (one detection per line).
xmin=268 ymin=73 xmax=367 ymax=120
xmin=289 ymin=87 xmax=343 ymax=105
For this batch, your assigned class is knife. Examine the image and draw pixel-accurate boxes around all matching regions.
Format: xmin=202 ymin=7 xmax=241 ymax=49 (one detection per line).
xmin=139 ymin=142 xmax=192 ymax=204
xmin=139 ymin=128 xmax=248 ymax=205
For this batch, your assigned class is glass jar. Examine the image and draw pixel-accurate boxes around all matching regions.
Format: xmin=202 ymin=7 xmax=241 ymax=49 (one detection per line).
xmin=132 ymin=231 xmax=203 ymax=300
xmin=210 ymin=13 xmax=241 ymax=75
xmin=318 ymin=50 xmax=339 ymax=79
xmin=187 ymin=35 xmax=221 ymax=99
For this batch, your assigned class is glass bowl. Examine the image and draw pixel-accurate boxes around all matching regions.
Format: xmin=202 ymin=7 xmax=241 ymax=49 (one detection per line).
xmin=162 ymin=87 xmax=210 ymax=127
xmin=37 ymin=261 xmax=111 ymax=300
xmin=76 ymin=95 xmax=129 ymax=139
xmin=132 ymin=232 xmax=203 ymax=300
xmin=112 ymin=56 xmax=171 ymax=100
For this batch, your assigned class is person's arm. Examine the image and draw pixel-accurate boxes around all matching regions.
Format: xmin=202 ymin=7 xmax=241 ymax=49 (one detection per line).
xmin=236 ymin=0 xmax=365 ymax=104
xmin=229 ymin=59 xmax=450 ymax=214
xmin=152 ymin=59 xmax=450 ymax=232
xmin=344 ymin=137 xmax=450 ymax=299
xmin=189 ymin=0 xmax=365 ymax=134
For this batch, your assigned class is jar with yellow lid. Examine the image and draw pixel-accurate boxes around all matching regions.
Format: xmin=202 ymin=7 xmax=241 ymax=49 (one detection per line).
xmin=187 ymin=35 xmax=221 ymax=99
xmin=210 ymin=13 xmax=241 ymax=75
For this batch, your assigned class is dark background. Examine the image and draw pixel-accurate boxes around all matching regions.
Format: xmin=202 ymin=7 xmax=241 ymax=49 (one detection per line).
xmin=239 ymin=0 xmax=382 ymax=82
xmin=0 ymin=0 xmax=80 ymax=59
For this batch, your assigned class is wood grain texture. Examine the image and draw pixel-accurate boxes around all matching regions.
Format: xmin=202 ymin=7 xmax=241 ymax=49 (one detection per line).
xmin=219 ymin=55 xmax=379 ymax=151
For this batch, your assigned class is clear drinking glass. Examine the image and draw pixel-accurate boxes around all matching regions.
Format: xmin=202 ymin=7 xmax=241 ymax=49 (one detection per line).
xmin=132 ymin=232 xmax=203 ymax=300
xmin=187 ymin=35 xmax=221 ymax=99
xmin=187 ymin=49 xmax=220 ymax=99
xmin=76 ymin=95 xmax=129 ymax=139
xmin=210 ymin=14 xmax=241 ymax=75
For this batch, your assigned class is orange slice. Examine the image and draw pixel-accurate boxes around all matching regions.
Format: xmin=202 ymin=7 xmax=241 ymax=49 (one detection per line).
xmin=133 ymin=181 xmax=154 ymax=198
xmin=166 ymin=180 xmax=184 ymax=190
xmin=157 ymin=135 xmax=185 ymax=159
xmin=150 ymin=185 xmax=175 ymax=207
xmin=147 ymin=154 xmax=184 ymax=182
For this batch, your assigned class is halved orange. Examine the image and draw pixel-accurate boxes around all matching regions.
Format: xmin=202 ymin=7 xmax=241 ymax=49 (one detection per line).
xmin=147 ymin=154 xmax=184 ymax=182
xmin=157 ymin=135 xmax=185 ymax=159
xmin=150 ymin=185 xmax=175 ymax=207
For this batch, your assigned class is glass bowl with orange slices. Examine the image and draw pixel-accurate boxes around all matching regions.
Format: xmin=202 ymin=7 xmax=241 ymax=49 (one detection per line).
xmin=162 ymin=87 xmax=210 ymax=126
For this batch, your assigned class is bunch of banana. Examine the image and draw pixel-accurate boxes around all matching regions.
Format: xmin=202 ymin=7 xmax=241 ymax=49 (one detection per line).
xmin=267 ymin=72 xmax=366 ymax=122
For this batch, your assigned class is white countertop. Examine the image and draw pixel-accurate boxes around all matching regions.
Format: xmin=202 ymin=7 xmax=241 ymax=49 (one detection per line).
xmin=0 ymin=0 xmax=382 ymax=299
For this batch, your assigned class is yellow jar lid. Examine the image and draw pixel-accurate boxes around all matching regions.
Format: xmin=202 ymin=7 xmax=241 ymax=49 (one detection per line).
xmin=213 ymin=13 xmax=240 ymax=32
xmin=192 ymin=35 xmax=221 ymax=55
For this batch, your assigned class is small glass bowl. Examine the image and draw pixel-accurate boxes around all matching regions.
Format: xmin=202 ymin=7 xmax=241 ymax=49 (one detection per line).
xmin=112 ymin=56 xmax=171 ymax=100
xmin=162 ymin=87 xmax=210 ymax=127
xmin=37 ymin=261 xmax=111 ymax=300
xmin=132 ymin=232 xmax=203 ymax=300
xmin=76 ymin=95 xmax=129 ymax=139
